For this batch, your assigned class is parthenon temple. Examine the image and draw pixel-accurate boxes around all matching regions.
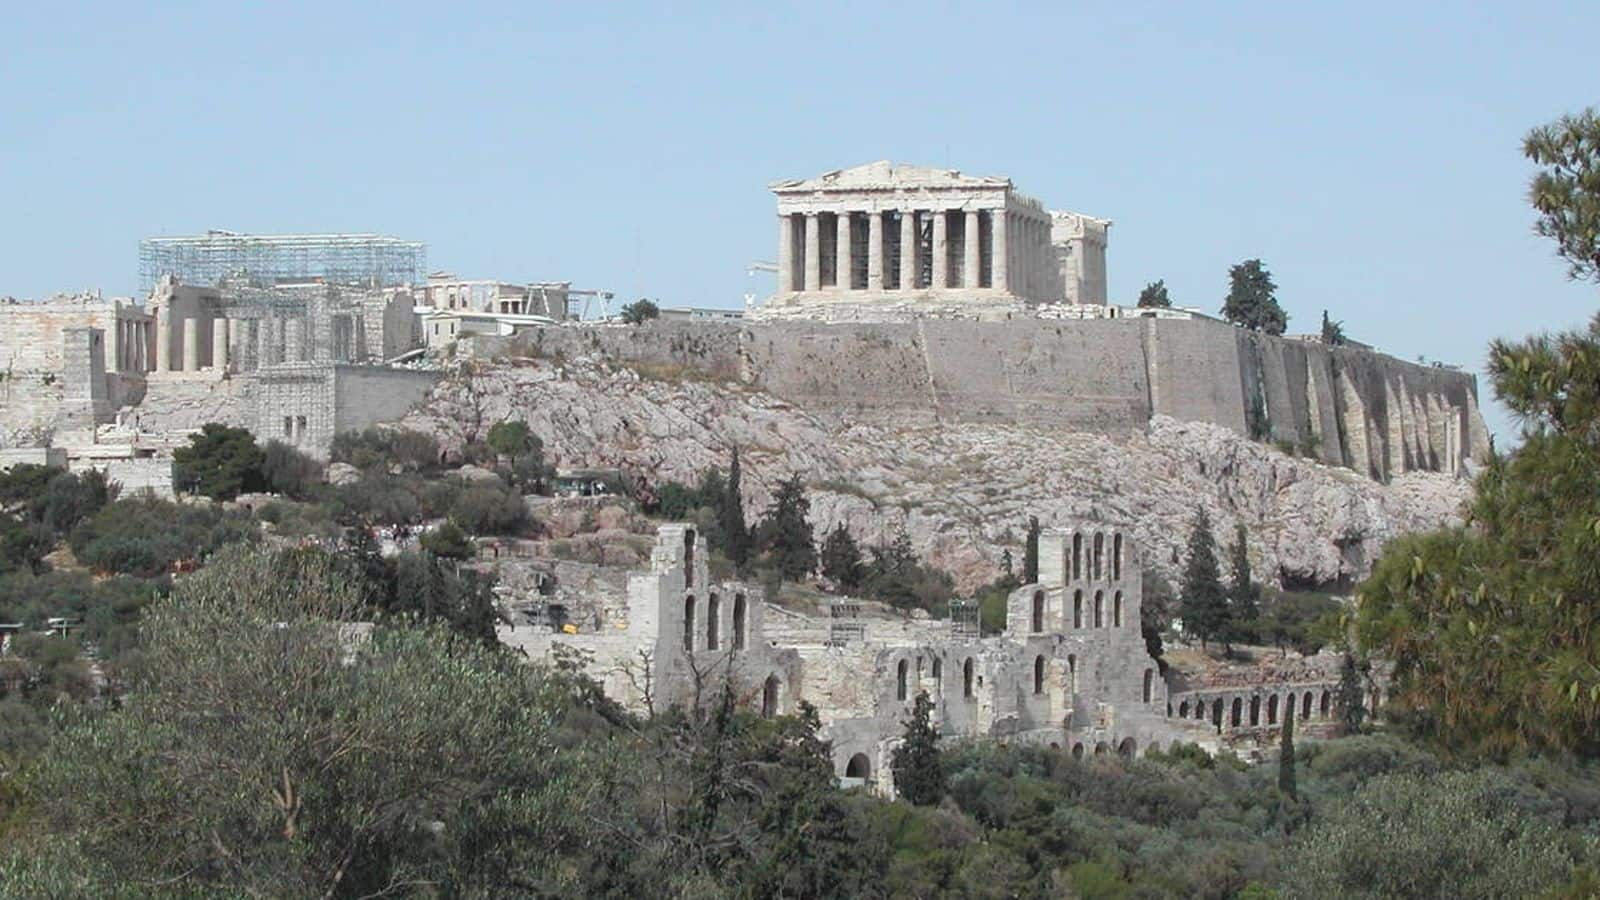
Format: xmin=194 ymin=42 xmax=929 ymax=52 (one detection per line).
xmin=766 ymin=161 xmax=1109 ymax=313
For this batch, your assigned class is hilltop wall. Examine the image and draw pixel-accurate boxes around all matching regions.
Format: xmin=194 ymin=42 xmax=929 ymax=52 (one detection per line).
xmin=477 ymin=315 xmax=1488 ymax=479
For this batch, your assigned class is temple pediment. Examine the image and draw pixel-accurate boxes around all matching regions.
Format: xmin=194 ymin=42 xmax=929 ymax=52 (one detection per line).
xmin=771 ymin=161 xmax=1011 ymax=193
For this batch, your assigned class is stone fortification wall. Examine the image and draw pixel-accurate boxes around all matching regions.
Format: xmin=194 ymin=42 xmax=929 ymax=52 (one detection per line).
xmin=472 ymin=317 xmax=1486 ymax=478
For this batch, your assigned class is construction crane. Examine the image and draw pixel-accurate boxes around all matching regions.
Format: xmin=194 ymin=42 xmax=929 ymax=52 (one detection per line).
xmin=744 ymin=261 xmax=778 ymax=311
xmin=563 ymin=288 xmax=616 ymax=321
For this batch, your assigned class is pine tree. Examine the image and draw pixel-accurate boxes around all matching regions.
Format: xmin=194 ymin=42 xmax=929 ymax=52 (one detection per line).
xmin=1137 ymin=279 xmax=1172 ymax=308
xmin=1228 ymin=523 xmax=1261 ymax=645
xmin=761 ymin=474 xmax=815 ymax=581
xmin=1023 ymin=516 xmax=1041 ymax=584
xmin=1336 ymin=652 xmax=1367 ymax=733
xmin=1221 ymin=259 xmax=1289 ymax=335
xmin=889 ymin=691 xmax=944 ymax=805
xmin=719 ymin=448 xmax=751 ymax=568
xmin=1278 ymin=701 xmax=1297 ymax=798
xmin=819 ymin=524 xmax=864 ymax=592
xmin=1179 ymin=508 xmax=1230 ymax=650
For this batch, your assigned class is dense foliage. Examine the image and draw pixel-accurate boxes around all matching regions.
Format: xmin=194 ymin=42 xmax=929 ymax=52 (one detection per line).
xmin=1179 ymin=508 xmax=1229 ymax=648
xmin=1137 ymin=279 xmax=1172 ymax=308
xmin=172 ymin=422 xmax=267 ymax=500
xmin=1525 ymin=106 xmax=1600 ymax=283
xmin=1221 ymin=258 xmax=1288 ymax=335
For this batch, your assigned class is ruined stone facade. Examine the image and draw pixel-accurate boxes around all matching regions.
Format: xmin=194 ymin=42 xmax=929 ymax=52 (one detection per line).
xmin=764 ymin=162 xmax=1109 ymax=319
xmin=501 ymin=523 xmax=1358 ymax=794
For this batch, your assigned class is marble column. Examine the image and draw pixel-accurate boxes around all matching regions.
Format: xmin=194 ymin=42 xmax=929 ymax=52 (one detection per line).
xmin=284 ymin=318 xmax=303 ymax=364
xmin=836 ymin=213 xmax=853 ymax=290
xmin=867 ymin=212 xmax=883 ymax=291
xmin=182 ymin=319 xmax=200 ymax=373
xmin=155 ymin=310 xmax=172 ymax=372
xmin=803 ymin=214 xmax=821 ymax=292
xmin=777 ymin=214 xmax=795 ymax=293
xmin=257 ymin=318 xmax=273 ymax=368
xmin=992 ymin=210 xmax=1009 ymax=293
xmin=211 ymin=318 xmax=228 ymax=373
xmin=931 ymin=210 xmax=949 ymax=289
xmin=964 ymin=209 xmax=982 ymax=289
xmin=899 ymin=212 xmax=917 ymax=290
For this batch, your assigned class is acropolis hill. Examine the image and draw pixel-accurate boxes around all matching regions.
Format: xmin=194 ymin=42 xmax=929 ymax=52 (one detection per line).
xmin=0 ymin=161 xmax=1486 ymax=503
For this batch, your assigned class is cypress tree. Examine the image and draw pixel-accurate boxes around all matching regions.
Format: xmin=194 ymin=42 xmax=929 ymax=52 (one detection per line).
xmin=1179 ymin=508 xmax=1230 ymax=650
xmin=1229 ymin=523 xmax=1261 ymax=644
xmin=719 ymin=447 xmax=751 ymax=568
xmin=762 ymin=474 xmax=815 ymax=581
xmin=1023 ymin=516 xmax=1041 ymax=584
xmin=1337 ymin=652 xmax=1367 ymax=733
xmin=889 ymin=691 xmax=944 ymax=805
xmin=1278 ymin=701 xmax=1297 ymax=798
xmin=819 ymin=523 xmax=865 ymax=592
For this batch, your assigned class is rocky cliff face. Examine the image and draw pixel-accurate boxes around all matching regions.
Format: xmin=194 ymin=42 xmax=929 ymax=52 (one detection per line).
xmin=403 ymin=355 xmax=1472 ymax=593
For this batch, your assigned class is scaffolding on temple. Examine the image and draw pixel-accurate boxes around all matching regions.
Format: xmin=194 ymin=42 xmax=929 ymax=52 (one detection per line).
xmin=139 ymin=231 xmax=427 ymax=292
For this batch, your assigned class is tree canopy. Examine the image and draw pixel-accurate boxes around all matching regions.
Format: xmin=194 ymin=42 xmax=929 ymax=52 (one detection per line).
xmin=173 ymin=423 xmax=266 ymax=500
xmin=1221 ymin=259 xmax=1289 ymax=335
xmin=1179 ymin=508 xmax=1230 ymax=649
xmin=1137 ymin=279 xmax=1172 ymax=308
xmin=620 ymin=298 xmax=661 ymax=324
xmin=1525 ymin=106 xmax=1600 ymax=283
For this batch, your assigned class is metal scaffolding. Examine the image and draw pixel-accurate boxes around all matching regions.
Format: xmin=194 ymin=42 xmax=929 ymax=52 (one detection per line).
xmin=139 ymin=230 xmax=426 ymax=292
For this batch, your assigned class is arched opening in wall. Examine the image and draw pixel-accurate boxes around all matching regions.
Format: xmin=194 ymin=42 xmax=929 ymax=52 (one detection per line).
xmin=1067 ymin=654 xmax=1077 ymax=693
xmin=1195 ymin=701 xmax=1207 ymax=721
xmin=1267 ymin=694 xmax=1279 ymax=725
xmin=1031 ymin=590 xmax=1044 ymax=633
xmin=706 ymin=594 xmax=720 ymax=650
xmin=1302 ymin=692 xmax=1313 ymax=720
xmin=683 ymin=596 xmax=695 ymax=652
xmin=1094 ymin=591 xmax=1104 ymax=628
xmin=1212 ymin=699 xmax=1224 ymax=730
xmin=683 ymin=529 xmax=696 ymax=588
xmin=896 ymin=659 xmax=908 ymax=701
xmin=732 ymin=594 xmax=747 ymax=650
xmin=845 ymin=753 xmax=871 ymax=780
xmin=1073 ymin=590 xmax=1083 ymax=628
xmin=1093 ymin=533 xmax=1104 ymax=580
xmin=1072 ymin=534 xmax=1083 ymax=580
xmin=1230 ymin=698 xmax=1242 ymax=727
xmin=1072 ymin=743 xmax=1085 ymax=759
xmin=1249 ymin=696 xmax=1261 ymax=726
xmin=1033 ymin=655 xmax=1045 ymax=695
xmin=932 ymin=657 xmax=943 ymax=694
xmin=1094 ymin=741 xmax=1109 ymax=756
xmin=762 ymin=675 xmax=781 ymax=718
xmin=1142 ymin=669 xmax=1154 ymax=703
xmin=963 ymin=658 xmax=975 ymax=699
xmin=1178 ymin=700 xmax=1190 ymax=718
xmin=1113 ymin=533 xmax=1123 ymax=580
xmin=1117 ymin=737 xmax=1136 ymax=759
xmin=1320 ymin=690 xmax=1331 ymax=718
xmin=1113 ymin=591 xmax=1123 ymax=628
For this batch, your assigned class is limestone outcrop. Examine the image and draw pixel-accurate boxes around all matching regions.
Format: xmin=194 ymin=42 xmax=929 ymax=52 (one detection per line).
xmin=404 ymin=355 xmax=1472 ymax=593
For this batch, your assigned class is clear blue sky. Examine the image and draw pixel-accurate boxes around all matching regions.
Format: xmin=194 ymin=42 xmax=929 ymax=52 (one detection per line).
xmin=3 ymin=2 xmax=1595 ymax=440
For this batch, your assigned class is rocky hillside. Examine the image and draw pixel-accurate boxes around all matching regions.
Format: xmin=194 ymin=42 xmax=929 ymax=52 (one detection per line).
xmin=402 ymin=354 xmax=1472 ymax=593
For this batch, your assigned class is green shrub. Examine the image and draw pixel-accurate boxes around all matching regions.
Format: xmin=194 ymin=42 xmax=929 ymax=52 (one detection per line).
xmin=69 ymin=497 xmax=255 ymax=578
xmin=1279 ymin=770 xmax=1577 ymax=898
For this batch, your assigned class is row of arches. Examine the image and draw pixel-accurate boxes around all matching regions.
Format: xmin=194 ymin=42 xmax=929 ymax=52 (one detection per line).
xmin=897 ymin=655 xmax=976 ymax=702
xmin=682 ymin=593 xmax=748 ymax=653
xmin=1070 ymin=531 xmax=1124 ymax=583
xmin=1066 ymin=737 xmax=1139 ymax=759
xmin=1029 ymin=588 xmax=1125 ymax=634
xmin=1174 ymin=688 xmax=1337 ymax=731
